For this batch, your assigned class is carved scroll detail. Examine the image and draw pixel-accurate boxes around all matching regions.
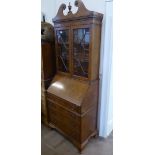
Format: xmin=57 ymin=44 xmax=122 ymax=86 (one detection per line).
xmin=56 ymin=3 xmax=66 ymax=17
xmin=53 ymin=0 xmax=103 ymax=23
xmin=74 ymin=0 xmax=89 ymax=14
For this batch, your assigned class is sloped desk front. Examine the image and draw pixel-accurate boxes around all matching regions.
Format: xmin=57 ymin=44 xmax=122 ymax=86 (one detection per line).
xmin=47 ymin=75 xmax=99 ymax=151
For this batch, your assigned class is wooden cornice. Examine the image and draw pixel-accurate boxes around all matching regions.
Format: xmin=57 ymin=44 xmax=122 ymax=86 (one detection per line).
xmin=52 ymin=0 xmax=103 ymax=23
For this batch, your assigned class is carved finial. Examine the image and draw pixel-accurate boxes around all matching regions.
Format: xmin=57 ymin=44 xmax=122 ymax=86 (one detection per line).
xmin=68 ymin=2 xmax=72 ymax=13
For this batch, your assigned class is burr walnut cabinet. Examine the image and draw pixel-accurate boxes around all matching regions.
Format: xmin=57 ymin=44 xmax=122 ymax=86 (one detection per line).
xmin=47 ymin=0 xmax=103 ymax=152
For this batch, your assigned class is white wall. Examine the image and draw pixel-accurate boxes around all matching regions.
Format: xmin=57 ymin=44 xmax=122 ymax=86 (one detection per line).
xmin=41 ymin=0 xmax=56 ymax=23
xmin=98 ymin=0 xmax=113 ymax=137
xmin=41 ymin=0 xmax=113 ymax=138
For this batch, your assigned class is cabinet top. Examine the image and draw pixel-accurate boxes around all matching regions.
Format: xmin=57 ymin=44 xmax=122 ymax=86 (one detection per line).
xmin=52 ymin=0 xmax=103 ymax=23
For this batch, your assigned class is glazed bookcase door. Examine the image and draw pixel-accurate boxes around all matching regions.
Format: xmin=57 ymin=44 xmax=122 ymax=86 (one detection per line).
xmin=72 ymin=28 xmax=90 ymax=78
xmin=56 ymin=29 xmax=70 ymax=73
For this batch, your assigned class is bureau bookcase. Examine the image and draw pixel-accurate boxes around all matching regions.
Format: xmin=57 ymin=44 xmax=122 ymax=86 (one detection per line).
xmin=47 ymin=0 xmax=103 ymax=152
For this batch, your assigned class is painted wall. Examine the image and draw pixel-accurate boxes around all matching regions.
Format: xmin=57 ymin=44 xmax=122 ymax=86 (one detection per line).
xmin=41 ymin=0 xmax=56 ymax=23
xmin=98 ymin=0 xmax=113 ymax=137
xmin=41 ymin=0 xmax=113 ymax=138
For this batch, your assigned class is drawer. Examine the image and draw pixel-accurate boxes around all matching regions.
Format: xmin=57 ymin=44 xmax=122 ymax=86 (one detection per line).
xmin=47 ymin=101 xmax=80 ymax=125
xmin=50 ymin=114 xmax=78 ymax=131
xmin=47 ymin=101 xmax=81 ymax=134
xmin=49 ymin=118 xmax=80 ymax=141
xmin=47 ymin=93 xmax=81 ymax=113
xmin=49 ymin=113 xmax=80 ymax=140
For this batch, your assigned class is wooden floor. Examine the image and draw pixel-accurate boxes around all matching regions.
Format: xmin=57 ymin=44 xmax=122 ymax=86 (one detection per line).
xmin=41 ymin=124 xmax=113 ymax=155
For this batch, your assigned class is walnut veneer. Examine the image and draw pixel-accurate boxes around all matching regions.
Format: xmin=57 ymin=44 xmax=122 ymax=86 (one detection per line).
xmin=47 ymin=0 xmax=103 ymax=152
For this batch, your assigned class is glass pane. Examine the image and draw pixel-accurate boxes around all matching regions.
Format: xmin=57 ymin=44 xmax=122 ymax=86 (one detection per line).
xmin=73 ymin=28 xmax=89 ymax=77
xmin=56 ymin=30 xmax=69 ymax=73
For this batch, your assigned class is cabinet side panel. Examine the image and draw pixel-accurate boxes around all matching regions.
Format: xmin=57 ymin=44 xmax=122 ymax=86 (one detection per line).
xmin=90 ymin=24 xmax=102 ymax=80
xmin=81 ymin=81 xmax=99 ymax=142
xmin=82 ymin=81 xmax=99 ymax=113
xmin=81 ymin=105 xmax=98 ymax=142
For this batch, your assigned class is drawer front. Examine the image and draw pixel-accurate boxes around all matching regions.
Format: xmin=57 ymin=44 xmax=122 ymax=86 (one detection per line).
xmin=49 ymin=107 xmax=79 ymax=123
xmin=47 ymin=101 xmax=81 ymax=141
xmin=47 ymin=93 xmax=81 ymax=113
xmin=47 ymin=101 xmax=80 ymax=126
